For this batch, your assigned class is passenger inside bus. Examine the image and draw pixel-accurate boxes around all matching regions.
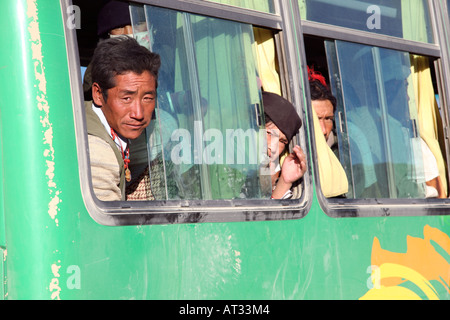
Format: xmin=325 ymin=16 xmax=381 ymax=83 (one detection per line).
xmin=305 ymin=37 xmax=449 ymax=199
xmin=307 ymin=69 xmax=348 ymax=198
xmin=86 ymin=36 xmax=161 ymax=201
xmin=82 ymin=0 xmax=172 ymax=201
xmin=262 ymin=92 xmax=307 ymax=199
xmin=308 ymin=69 xmax=338 ymax=156
xmin=77 ymin=0 xmax=307 ymax=201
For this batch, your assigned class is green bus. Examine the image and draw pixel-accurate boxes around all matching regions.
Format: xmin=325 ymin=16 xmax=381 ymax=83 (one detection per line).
xmin=0 ymin=0 xmax=449 ymax=300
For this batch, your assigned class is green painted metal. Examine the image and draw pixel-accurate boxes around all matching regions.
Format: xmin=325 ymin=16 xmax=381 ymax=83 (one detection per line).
xmin=0 ymin=0 xmax=82 ymax=299
xmin=0 ymin=0 xmax=448 ymax=300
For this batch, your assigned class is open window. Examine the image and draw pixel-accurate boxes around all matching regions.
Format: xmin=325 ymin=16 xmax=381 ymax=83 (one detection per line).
xmin=328 ymin=41 xmax=447 ymax=199
xmin=301 ymin=0 xmax=450 ymax=216
xmin=70 ymin=0 xmax=308 ymax=224
xmin=125 ymin=4 xmax=269 ymax=200
xmin=305 ymin=36 xmax=449 ymax=200
xmin=300 ymin=0 xmax=434 ymax=43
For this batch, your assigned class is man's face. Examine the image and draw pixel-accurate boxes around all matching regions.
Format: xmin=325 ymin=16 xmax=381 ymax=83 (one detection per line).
xmin=92 ymin=71 xmax=156 ymax=140
xmin=312 ymin=99 xmax=334 ymax=140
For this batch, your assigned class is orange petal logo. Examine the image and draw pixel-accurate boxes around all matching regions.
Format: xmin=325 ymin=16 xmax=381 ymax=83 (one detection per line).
xmin=361 ymin=225 xmax=450 ymax=300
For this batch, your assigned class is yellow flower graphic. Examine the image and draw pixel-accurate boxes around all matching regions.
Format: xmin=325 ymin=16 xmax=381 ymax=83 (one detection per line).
xmin=361 ymin=225 xmax=450 ymax=300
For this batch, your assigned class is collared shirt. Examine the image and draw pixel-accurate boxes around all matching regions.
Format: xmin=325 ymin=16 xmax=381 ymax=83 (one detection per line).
xmin=91 ymin=103 xmax=128 ymax=152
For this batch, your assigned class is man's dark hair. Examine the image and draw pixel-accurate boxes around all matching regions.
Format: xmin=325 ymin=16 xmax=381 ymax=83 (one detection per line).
xmin=309 ymin=80 xmax=337 ymax=112
xmin=91 ymin=36 xmax=161 ymax=101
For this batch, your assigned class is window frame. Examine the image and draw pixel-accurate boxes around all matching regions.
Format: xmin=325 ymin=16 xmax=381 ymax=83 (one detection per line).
xmin=299 ymin=0 xmax=450 ymax=217
xmin=63 ymin=0 xmax=313 ymax=226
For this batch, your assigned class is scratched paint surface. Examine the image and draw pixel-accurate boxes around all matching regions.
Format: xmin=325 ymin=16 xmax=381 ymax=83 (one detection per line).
xmin=27 ymin=0 xmax=61 ymax=225
xmin=0 ymin=0 xmax=81 ymax=299
xmin=27 ymin=0 xmax=63 ymax=299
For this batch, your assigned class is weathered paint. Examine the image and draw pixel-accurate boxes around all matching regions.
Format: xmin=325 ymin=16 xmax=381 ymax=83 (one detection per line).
xmin=0 ymin=0 xmax=448 ymax=301
xmin=27 ymin=0 xmax=61 ymax=227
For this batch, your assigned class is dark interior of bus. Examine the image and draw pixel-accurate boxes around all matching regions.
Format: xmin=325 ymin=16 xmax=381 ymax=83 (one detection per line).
xmin=72 ymin=0 xmax=104 ymax=67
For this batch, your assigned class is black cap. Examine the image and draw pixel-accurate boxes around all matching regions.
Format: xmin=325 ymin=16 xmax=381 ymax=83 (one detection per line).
xmin=262 ymin=92 xmax=302 ymax=142
xmin=97 ymin=0 xmax=132 ymax=37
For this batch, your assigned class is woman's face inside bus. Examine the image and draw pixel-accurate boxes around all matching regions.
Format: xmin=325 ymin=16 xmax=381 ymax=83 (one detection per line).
xmin=92 ymin=71 xmax=157 ymax=140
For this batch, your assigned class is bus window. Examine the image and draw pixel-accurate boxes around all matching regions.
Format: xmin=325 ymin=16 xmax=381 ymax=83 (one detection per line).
xmin=299 ymin=0 xmax=433 ymax=43
xmin=126 ymin=4 xmax=269 ymax=200
xmin=73 ymin=0 xmax=306 ymax=210
xmin=305 ymin=35 xmax=448 ymax=200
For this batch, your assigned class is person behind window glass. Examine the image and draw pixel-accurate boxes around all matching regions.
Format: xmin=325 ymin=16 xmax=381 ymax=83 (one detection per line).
xmin=82 ymin=0 xmax=159 ymax=200
xmin=262 ymin=92 xmax=307 ymax=199
xmin=84 ymin=0 xmax=151 ymax=100
xmin=308 ymin=68 xmax=349 ymax=198
xmin=420 ymin=138 xmax=446 ymax=198
xmin=97 ymin=0 xmax=133 ymax=39
xmin=86 ymin=37 xmax=161 ymax=201
xmin=98 ymin=0 xmax=151 ymax=48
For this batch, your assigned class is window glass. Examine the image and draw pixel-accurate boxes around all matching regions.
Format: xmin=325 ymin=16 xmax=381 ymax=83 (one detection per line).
xmin=299 ymin=0 xmax=434 ymax=43
xmin=129 ymin=5 xmax=271 ymax=200
xmin=204 ymin=0 xmax=275 ymax=14
xmin=326 ymin=41 xmax=428 ymax=198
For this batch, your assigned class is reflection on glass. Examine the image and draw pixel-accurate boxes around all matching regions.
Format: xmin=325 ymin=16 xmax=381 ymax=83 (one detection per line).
xmin=130 ymin=5 xmax=268 ymax=200
xmin=300 ymin=0 xmax=433 ymax=43
xmin=326 ymin=41 xmax=427 ymax=198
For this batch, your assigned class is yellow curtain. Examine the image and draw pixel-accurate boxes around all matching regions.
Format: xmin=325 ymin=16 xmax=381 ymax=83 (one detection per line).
xmin=402 ymin=0 xmax=448 ymax=196
xmin=410 ymin=56 xmax=448 ymax=196
xmin=312 ymin=108 xmax=348 ymax=197
xmin=253 ymin=27 xmax=281 ymax=95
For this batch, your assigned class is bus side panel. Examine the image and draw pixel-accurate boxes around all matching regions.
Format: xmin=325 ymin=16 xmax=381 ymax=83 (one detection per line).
xmin=73 ymin=199 xmax=450 ymax=300
xmin=0 ymin=86 xmax=5 ymax=300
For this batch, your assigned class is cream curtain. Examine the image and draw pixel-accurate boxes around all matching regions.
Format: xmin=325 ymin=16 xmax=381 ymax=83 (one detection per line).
xmin=410 ymin=56 xmax=448 ymax=196
xmin=312 ymin=108 xmax=348 ymax=197
xmin=174 ymin=14 xmax=264 ymax=199
xmin=254 ymin=27 xmax=281 ymax=95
